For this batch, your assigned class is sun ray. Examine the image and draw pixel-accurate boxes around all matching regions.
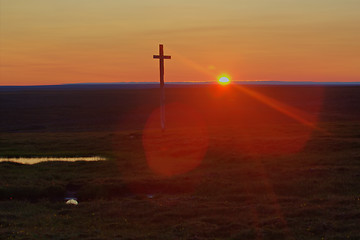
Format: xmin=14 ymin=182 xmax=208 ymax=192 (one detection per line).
xmin=233 ymin=84 xmax=328 ymax=133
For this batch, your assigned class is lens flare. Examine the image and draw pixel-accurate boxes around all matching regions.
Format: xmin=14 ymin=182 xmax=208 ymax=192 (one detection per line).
xmin=142 ymin=103 xmax=208 ymax=177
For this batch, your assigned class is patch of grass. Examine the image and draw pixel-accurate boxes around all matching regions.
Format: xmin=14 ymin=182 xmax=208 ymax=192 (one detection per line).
xmin=1 ymin=86 xmax=360 ymax=239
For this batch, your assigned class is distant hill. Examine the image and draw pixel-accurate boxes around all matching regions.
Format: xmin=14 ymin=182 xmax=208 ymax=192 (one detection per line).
xmin=0 ymin=81 xmax=359 ymax=91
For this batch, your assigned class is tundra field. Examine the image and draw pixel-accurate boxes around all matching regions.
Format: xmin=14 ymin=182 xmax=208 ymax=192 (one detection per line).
xmin=0 ymin=84 xmax=360 ymax=240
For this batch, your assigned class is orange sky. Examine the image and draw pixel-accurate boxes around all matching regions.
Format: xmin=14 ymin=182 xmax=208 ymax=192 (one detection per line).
xmin=1 ymin=0 xmax=359 ymax=85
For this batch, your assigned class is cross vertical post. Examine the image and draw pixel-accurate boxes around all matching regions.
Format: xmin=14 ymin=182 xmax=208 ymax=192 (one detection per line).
xmin=153 ymin=44 xmax=171 ymax=130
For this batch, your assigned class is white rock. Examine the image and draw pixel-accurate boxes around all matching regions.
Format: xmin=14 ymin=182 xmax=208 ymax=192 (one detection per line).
xmin=66 ymin=199 xmax=78 ymax=205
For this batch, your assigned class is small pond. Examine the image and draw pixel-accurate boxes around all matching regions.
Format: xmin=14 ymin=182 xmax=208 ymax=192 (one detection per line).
xmin=0 ymin=156 xmax=106 ymax=164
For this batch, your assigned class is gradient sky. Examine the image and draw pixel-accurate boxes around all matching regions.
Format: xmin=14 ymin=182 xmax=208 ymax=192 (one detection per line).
xmin=1 ymin=0 xmax=359 ymax=85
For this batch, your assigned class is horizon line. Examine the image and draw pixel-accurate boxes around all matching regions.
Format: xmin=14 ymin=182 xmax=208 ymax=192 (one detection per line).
xmin=1 ymin=80 xmax=360 ymax=87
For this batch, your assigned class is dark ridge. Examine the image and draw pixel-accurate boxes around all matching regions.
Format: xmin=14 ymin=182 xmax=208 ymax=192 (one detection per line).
xmin=1 ymin=81 xmax=359 ymax=91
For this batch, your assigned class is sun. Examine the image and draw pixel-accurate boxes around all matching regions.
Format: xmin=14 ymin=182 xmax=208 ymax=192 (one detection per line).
xmin=218 ymin=75 xmax=231 ymax=85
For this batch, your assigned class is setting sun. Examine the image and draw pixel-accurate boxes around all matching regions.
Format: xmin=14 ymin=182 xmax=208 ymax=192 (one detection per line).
xmin=218 ymin=76 xmax=231 ymax=85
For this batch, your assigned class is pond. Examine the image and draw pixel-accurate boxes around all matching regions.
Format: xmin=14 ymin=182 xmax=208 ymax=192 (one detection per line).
xmin=0 ymin=156 xmax=106 ymax=164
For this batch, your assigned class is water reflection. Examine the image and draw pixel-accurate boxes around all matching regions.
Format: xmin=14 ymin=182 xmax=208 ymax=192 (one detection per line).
xmin=0 ymin=156 xmax=106 ymax=164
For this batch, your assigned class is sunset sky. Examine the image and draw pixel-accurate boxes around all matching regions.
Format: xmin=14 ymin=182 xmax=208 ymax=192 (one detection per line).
xmin=1 ymin=0 xmax=359 ymax=85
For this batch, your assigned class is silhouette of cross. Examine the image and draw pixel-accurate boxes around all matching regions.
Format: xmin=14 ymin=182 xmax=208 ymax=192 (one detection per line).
xmin=153 ymin=44 xmax=171 ymax=87
xmin=153 ymin=44 xmax=171 ymax=130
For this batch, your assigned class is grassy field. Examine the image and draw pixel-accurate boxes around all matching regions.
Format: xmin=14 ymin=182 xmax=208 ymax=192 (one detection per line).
xmin=0 ymin=84 xmax=360 ymax=239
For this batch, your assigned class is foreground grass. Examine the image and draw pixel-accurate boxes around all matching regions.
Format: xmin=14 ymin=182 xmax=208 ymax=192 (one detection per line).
xmin=1 ymin=122 xmax=360 ymax=239
xmin=1 ymin=86 xmax=360 ymax=239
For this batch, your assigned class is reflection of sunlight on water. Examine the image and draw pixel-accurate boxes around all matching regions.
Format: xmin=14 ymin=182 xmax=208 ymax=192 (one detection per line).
xmin=0 ymin=156 xmax=106 ymax=164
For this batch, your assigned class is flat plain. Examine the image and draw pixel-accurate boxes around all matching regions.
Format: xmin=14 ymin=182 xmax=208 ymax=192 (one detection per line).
xmin=0 ymin=84 xmax=360 ymax=240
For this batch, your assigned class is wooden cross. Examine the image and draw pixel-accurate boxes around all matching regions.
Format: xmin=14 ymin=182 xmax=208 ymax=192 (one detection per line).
xmin=153 ymin=44 xmax=171 ymax=130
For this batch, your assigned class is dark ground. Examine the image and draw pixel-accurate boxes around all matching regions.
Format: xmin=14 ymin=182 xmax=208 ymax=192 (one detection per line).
xmin=0 ymin=84 xmax=359 ymax=239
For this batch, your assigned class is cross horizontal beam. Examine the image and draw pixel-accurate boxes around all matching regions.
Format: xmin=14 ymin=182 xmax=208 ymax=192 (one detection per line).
xmin=153 ymin=55 xmax=171 ymax=59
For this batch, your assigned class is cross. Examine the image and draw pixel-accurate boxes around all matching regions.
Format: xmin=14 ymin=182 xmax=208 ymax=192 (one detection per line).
xmin=153 ymin=44 xmax=171 ymax=130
